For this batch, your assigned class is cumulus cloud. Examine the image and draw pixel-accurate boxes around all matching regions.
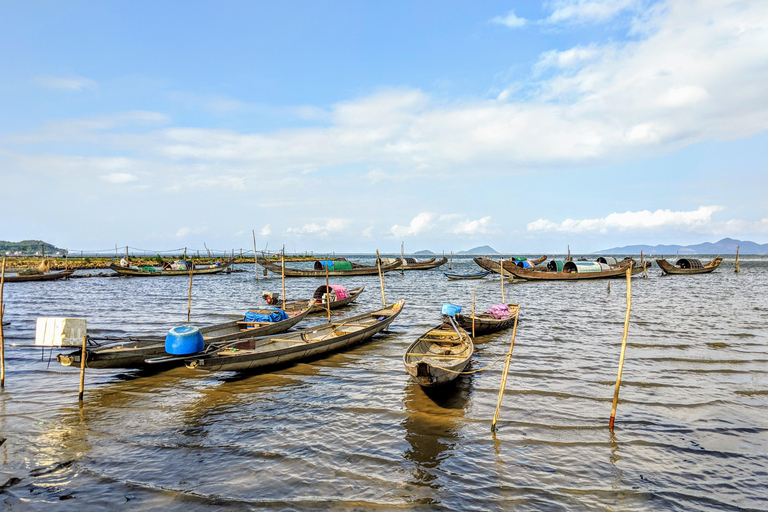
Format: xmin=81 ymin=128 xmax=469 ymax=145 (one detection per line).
xmin=175 ymin=227 xmax=191 ymax=238
xmin=491 ymin=9 xmax=527 ymax=28
xmin=527 ymin=206 xmax=726 ymax=233
xmin=35 ymin=75 xmax=98 ymax=92
xmin=545 ymin=0 xmax=642 ymax=24
xmin=391 ymin=212 xmax=436 ymax=237
xmin=260 ymin=225 xmax=272 ymax=236
xmin=450 ymin=216 xmax=494 ymax=235
xmin=286 ymin=219 xmax=352 ymax=235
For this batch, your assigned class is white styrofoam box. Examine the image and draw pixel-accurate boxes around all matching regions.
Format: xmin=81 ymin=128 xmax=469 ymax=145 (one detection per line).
xmin=34 ymin=318 xmax=87 ymax=347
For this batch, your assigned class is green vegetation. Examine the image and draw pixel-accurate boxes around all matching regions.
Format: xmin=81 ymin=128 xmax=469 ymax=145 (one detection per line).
xmin=0 ymin=239 xmax=63 ymax=256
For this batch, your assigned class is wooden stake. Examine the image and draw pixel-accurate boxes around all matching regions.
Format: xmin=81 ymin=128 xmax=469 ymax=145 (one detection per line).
xmin=471 ymin=287 xmax=476 ymax=339
xmin=1 ymin=258 xmax=6 ymax=388
xmin=500 ymin=257 xmax=505 ymax=304
xmin=325 ymin=265 xmax=332 ymax=322
xmin=281 ymin=246 xmax=286 ymax=308
xmin=449 ymin=251 xmax=453 ymax=270
xmin=735 ymin=245 xmax=740 ymax=273
xmin=609 ymin=263 xmax=634 ymax=430
xmin=491 ymin=308 xmax=520 ymax=431
xmin=78 ymin=335 xmax=87 ymax=401
xmin=376 ymin=249 xmax=386 ymax=307
xmin=252 ymin=230 xmax=259 ymax=281
xmin=187 ymin=264 xmax=193 ymax=322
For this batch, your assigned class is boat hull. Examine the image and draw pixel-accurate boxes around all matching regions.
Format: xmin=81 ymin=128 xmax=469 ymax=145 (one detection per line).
xmin=656 ymin=258 xmax=723 ymax=275
xmin=456 ymin=304 xmax=520 ymax=336
xmin=403 ymin=322 xmax=473 ymax=387
xmin=3 ymin=269 xmax=75 ymax=282
xmin=258 ymin=258 xmax=401 ymax=277
xmin=109 ymin=258 xmax=235 ymax=277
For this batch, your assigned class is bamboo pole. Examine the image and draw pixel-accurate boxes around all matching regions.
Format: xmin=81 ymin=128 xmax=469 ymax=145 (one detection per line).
xmin=735 ymin=246 xmax=740 ymax=273
xmin=376 ymin=249 xmax=386 ymax=307
xmin=281 ymin=246 xmax=286 ymax=308
xmin=491 ymin=308 xmax=520 ymax=431
xmin=325 ymin=264 xmax=332 ymax=322
xmin=78 ymin=335 xmax=87 ymax=401
xmin=609 ymin=263 xmax=634 ymax=430
xmin=500 ymin=257 xmax=505 ymax=304
xmin=471 ymin=287 xmax=476 ymax=339
xmin=252 ymin=230 xmax=259 ymax=281
xmin=1 ymin=258 xmax=6 ymax=388
xmin=187 ymin=264 xmax=193 ymax=322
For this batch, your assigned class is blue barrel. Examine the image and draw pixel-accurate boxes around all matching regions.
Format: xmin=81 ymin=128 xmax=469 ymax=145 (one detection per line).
xmin=165 ymin=325 xmax=205 ymax=355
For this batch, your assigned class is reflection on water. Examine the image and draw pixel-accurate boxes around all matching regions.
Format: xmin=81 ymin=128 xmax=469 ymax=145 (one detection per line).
xmin=0 ymin=257 xmax=767 ymax=510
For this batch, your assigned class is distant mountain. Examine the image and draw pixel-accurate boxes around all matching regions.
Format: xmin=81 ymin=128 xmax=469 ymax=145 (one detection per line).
xmin=457 ymin=245 xmax=498 ymax=255
xmin=596 ymin=238 xmax=768 ymax=255
xmin=414 ymin=250 xmax=435 ymax=255
xmin=1 ymin=239 xmax=64 ymax=256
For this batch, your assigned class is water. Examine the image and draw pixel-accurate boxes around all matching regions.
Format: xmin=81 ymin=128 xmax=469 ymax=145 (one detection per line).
xmin=1 ymin=256 xmax=766 ymax=511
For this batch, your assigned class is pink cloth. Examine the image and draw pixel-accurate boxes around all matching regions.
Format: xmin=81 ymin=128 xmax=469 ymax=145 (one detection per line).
xmin=328 ymin=285 xmax=349 ymax=301
xmin=486 ymin=304 xmax=510 ymax=319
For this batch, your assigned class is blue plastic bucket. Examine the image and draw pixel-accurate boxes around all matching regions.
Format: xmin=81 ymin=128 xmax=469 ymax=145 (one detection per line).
xmin=165 ymin=325 xmax=205 ymax=355
xmin=441 ymin=303 xmax=462 ymax=316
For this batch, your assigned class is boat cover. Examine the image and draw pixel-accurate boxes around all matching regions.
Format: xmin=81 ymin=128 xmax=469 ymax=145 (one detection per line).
xmin=486 ymin=304 xmax=511 ymax=318
xmin=244 ymin=308 xmax=289 ymax=323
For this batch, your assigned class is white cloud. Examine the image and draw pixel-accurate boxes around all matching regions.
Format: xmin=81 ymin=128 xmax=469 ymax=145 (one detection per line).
xmin=101 ymin=172 xmax=137 ymax=184
xmin=527 ymin=206 xmax=726 ymax=233
xmin=545 ymin=0 xmax=641 ymax=24
xmin=450 ymin=216 xmax=494 ymax=235
xmin=36 ymin=75 xmax=98 ymax=92
xmin=286 ymin=219 xmax=352 ymax=236
xmin=362 ymin=226 xmax=374 ymax=238
xmin=391 ymin=212 xmax=436 ymax=237
xmin=260 ymin=225 xmax=272 ymax=236
xmin=176 ymin=227 xmax=191 ymax=238
xmin=491 ymin=9 xmax=527 ymax=28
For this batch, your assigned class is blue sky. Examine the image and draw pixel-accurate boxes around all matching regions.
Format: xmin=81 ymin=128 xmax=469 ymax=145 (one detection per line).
xmin=2 ymin=0 xmax=767 ymax=254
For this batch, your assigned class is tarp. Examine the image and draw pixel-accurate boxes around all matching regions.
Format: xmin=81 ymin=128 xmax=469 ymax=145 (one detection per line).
xmin=486 ymin=304 xmax=511 ymax=319
xmin=314 ymin=260 xmax=354 ymax=271
xmin=244 ymin=308 xmax=289 ymax=324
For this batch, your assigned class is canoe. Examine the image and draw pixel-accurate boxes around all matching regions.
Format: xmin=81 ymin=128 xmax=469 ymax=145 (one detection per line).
xmin=258 ymin=258 xmax=401 ymax=277
xmin=656 ymin=257 xmax=723 ymax=275
xmin=456 ymin=303 xmax=520 ymax=336
xmin=109 ymin=258 xmax=235 ymax=277
xmin=392 ymin=257 xmax=448 ymax=270
xmin=444 ymin=270 xmax=491 ymax=280
xmin=472 ymin=256 xmax=547 ymax=276
xmin=184 ymin=300 xmax=406 ymax=372
xmin=403 ymin=317 xmax=473 ymax=387
xmin=2 ymin=269 xmax=75 ymax=282
xmin=275 ymin=285 xmax=365 ymax=314
xmin=56 ymin=301 xmax=314 ymax=369
xmin=475 ymin=257 xmax=648 ymax=281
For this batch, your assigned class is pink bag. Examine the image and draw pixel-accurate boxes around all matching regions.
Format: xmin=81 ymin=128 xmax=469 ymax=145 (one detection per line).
xmin=486 ymin=304 xmax=510 ymax=319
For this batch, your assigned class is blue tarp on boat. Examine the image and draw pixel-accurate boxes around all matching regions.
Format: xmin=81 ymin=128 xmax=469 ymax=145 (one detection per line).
xmin=244 ymin=308 xmax=289 ymax=323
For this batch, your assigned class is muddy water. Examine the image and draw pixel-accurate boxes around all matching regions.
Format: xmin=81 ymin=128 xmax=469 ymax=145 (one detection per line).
xmin=1 ymin=256 xmax=766 ymax=511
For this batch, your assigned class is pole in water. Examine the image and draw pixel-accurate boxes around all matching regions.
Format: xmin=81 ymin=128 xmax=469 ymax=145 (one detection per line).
xmin=252 ymin=230 xmax=259 ymax=281
xmin=492 ymin=308 xmax=520 ymax=431
xmin=735 ymin=245 xmax=740 ymax=273
xmin=500 ymin=257 xmax=505 ymax=304
xmin=449 ymin=251 xmax=453 ymax=270
xmin=78 ymin=335 xmax=87 ymax=401
xmin=375 ymin=249 xmax=386 ymax=307
xmin=471 ymin=287 xmax=476 ymax=339
xmin=325 ymin=264 xmax=332 ymax=322
xmin=609 ymin=263 xmax=634 ymax=430
xmin=0 ymin=258 xmax=6 ymax=388
xmin=187 ymin=265 xmax=194 ymax=322
xmin=281 ymin=246 xmax=286 ymax=309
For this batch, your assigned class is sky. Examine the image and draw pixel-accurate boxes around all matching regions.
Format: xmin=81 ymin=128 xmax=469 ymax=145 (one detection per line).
xmin=1 ymin=0 xmax=767 ymax=255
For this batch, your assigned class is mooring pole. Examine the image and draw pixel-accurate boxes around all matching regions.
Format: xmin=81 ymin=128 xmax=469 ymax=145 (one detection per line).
xmin=609 ymin=263 xmax=634 ymax=430
xmin=252 ymin=230 xmax=259 ymax=281
xmin=735 ymin=245 xmax=740 ymax=273
xmin=491 ymin=308 xmax=520 ymax=431
xmin=0 ymin=258 xmax=6 ymax=388
xmin=376 ymin=250 xmax=386 ymax=307
xmin=78 ymin=335 xmax=87 ymax=401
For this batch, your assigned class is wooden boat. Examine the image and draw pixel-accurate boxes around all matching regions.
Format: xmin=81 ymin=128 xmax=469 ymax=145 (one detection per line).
xmin=274 ymin=285 xmax=365 ymax=314
xmin=382 ymin=257 xmax=448 ymax=270
xmin=56 ymin=301 xmax=314 ymax=369
xmin=403 ymin=317 xmax=473 ymax=387
xmin=2 ymin=269 xmax=75 ymax=282
xmin=444 ymin=270 xmax=491 ymax=280
xmin=257 ymin=258 xmax=401 ymax=277
xmin=183 ymin=300 xmax=405 ymax=372
xmin=109 ymin=258 xmax=235 ymax=277
xmin=472 ymin=256 xmax=547 ymax=276
xmin=456 ymin=303 xmax=520 ymax=335
xmin=474 ymin=257 xmax=648 ymax=281
xmin=656 ymin=257 xmax=723 ymax=275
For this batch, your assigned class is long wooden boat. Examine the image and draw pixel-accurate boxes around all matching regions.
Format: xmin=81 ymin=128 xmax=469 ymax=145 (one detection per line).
xmin=275 ymin=285 xmax=365 ymax=314
xmin=183 ymin=300 xmax=405 ymax=372
xmin=404 ymin=317 xmax=473 ymax=387
xmin=456 ymin=303 xmax=520 ymax=336
xmin=475 ymin=257 xmax=647 ymax=281
xmin=472 ymin=256 xmax=547 ymax=276
xmin=656 ymin=257 xmax=723 ymax=275
xmin=109 ymin=258 xmax=235 ymax=277
xmin=56 ymin=301 xmax=314 ymax=369
xmin=3 ymin=269 xmax=75 ymax=282
xmin=257 ymin=258 xmax=401 ymax=277
xmin=444 ymin=270 xmax=491 ymax=280
xmin=393 ymin=257 xmax=448 ymax=270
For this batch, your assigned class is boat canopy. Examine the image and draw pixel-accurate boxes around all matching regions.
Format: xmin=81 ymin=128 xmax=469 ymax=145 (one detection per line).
xmin=563 ymin=261 xmax=608 ymax=273
xmin=314 ymin=260 xmax=354 ymax=271
xmin=676 ymin=258 xmax=703 ymax=269
xmin=547 ymin=260 xmax=566 ymax=272
xmin=596 ymin=256 xmax=618 ymax=265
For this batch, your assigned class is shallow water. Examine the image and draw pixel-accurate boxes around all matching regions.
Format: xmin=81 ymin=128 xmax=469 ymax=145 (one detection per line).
xmin=1 ymin=255 xmax=766 ymax=511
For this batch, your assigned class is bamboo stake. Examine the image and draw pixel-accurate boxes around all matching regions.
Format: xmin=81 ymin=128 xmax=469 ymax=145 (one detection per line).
xmin=325 ymin=264 xmax=332 ymax=322
xmin=609 ymin=263 xmax=634 ymax=430
xmin=449 ymin=251 xmax=453 ymax=270
xmin=500 ymin=257 xmax=505 ymax=304
xmin=376 ymin=249 xmax=386 ymax=307
xmin=1 ymin=258 xmax=5 ymax=388
xmin=281 ymin=246 xmax=286 ymax=308
xmin=471 ymin=287 xmax=476 ymax=339
xmin=735 ymin=245 xmax=740 ymax=273
xmin=491 ymin=309 xmax=520 ymax=431
xmin=78 ymin=335 xmax=87 ymax=401
xmin=187 ymin=264 xmax=193 ymax=322
xmin=252 ymin=230 xmax=259 ymax=281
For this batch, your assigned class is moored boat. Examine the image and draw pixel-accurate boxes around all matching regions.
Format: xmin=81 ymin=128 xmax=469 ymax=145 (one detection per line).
xmin=656 ymin=257 xmax=723 ymax=275
xmin=268 ymin=285 xmax=365 ymax=314
xmin=3 ymin=269 xmax=75 ymax=282
xmin=475 ymin=257 xmax=648 ymax=281
xmin=258 ymin=258 xmax=401 ymax=277
xmin=456 ymin=303 xmax=520 ymax=336
xmin=109 ymin=258 xmax=235 ymax=277
xmin=444 ymin=270 xmax=491 ymax=280
xmin=184 ymin=300 xmax=406 ymax=372
xmin=56 ymin=301 xmax=314 ymax=369
xmin=404 ymin=310 xmax=473 ymax=387
xmin=382 ymin=257 xmax=448 ymax=270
